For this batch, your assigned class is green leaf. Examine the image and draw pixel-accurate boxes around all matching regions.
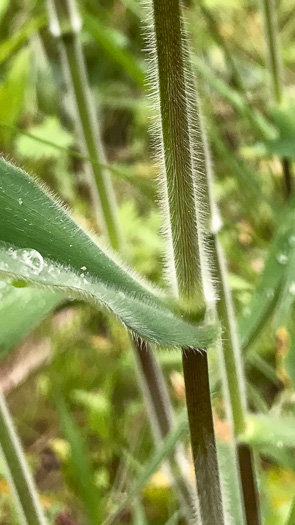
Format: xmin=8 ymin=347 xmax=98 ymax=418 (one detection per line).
xmin=0 ymin=283 xmax=61 ymax=359
xmin=15 ymin=117 xmax=74 ymax=160
xmin=0 ymin=48 xmax=31 ymax=144
xmin=243 ymin=414 xmax=295 ymax=449
xmin=0 ymin=15 xmax=46 ymax=65
xmin=239 ymin=189 xmax=295 ymax=350
xmin=0 ymin=157 xmax=217 ymax=348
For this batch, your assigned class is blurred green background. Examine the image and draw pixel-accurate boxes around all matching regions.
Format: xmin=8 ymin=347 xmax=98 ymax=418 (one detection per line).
xmin=1 ymin=0 xmax=295 ymax=523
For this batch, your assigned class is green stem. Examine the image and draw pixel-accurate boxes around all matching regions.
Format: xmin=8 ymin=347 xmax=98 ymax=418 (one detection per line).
xmin=260 ymin=0 xmax=283 ymax=104
xmin=210 ymin=236 xmax=246 ymax=435
xmin=48 ymin=0 xmax=121 ymax=250
xmin=186 ymin=33 xmax=261 ymax=522
xmin=260 ymin=0 xmax=293 ymax=195
xmin=152 ymin=0 xmax=205 ymax=314
xmin=151 ymin=0 xmax=225 ymax=521
xmin=0 ymin=391 xmax=48 ymax=525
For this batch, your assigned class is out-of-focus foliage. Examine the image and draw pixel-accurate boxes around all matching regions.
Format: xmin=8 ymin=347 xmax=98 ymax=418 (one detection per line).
xmin=1 ymin=0 xmax=295 ymax=523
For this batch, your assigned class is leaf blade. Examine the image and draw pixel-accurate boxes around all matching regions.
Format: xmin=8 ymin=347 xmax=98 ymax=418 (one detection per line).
xmin=0 ymin=157 xmax=216 ymax=348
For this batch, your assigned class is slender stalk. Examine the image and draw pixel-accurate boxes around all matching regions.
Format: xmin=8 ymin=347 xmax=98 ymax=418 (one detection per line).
xmin=184 ymin=15 xmax=261 ymax=522
xmin=149 ymin=0 xmax=226 ymax=522
xmin=260 ymin=0 xmax=293 ymax=195
xmin=151 ymin=0 xmax=205 ymax=314
xmin=237 ymin=444 xmax=261 ymax=525
xmin=0 ymin=390 xmax=48 ymax=525
xmin=260 ymin=0 xmax=283 ymax=104
xmin=185 ymin=12 xmax=262 ymax=525
xmin=47 ymin=0 xmax=121 ymax=250
xmin=47 ymin=1 xmax=195 ymax=520
xmin=182 ymin=348 xmax=224 ymax=523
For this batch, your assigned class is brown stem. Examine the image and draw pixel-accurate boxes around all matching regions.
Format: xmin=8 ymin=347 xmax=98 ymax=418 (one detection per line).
xmin=182 ymin=347 xmax=225 ymax=525
xmin=238 ymin=443 xmax=262 ymax=525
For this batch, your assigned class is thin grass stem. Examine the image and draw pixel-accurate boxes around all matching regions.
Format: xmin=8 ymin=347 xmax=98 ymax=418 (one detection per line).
xmin=0 ymin=390 xmax=48 ymax=525
xmin=47 ymin=0 xmax=121 ymax=250
xmin=260 ymin=0 xmax=293 ymax=195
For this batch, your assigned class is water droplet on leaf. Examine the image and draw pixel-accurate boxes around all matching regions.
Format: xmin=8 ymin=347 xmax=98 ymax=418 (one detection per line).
xmin=17 ymin=249 xmax=44 ymax=275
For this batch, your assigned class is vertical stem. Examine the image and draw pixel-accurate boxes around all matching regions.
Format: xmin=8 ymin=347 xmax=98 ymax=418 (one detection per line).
xmin=166 ymin=2 xmax=261 ymax=522
xmin=182 ymin=348 xmax=224 ymax=525
xmin=260 ymin=0 xmax=293 ymax=195
xmin=238 ymin=444 xmax=262 ymax=525
xmin=48 ymin=0 xmax=121 ymax=250
xmin=0 ymin=390 xmax=48 ymax=525
xmin=260 ymin=0 xmax=283 ymax=104
xmin=152 ymin=0 xmax=205 ymax=313
xmin=210 ymin=237 xmax=261 ymax=525
xmin=134 ymin=339 xmax=174 ymax=440
xmin=150 ymin=0 xmax=226 ymax=521
xmin=210 ymin=237 xmax=246 ymax=436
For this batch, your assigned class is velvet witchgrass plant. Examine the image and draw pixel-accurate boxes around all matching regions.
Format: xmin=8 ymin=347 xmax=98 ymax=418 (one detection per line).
xmin=1 ymin=0 xmax=295 ymax=524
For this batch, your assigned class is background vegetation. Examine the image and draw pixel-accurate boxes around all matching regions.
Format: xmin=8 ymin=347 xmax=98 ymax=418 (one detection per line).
xmin=1 ymin=0 xmax=295 ymax=523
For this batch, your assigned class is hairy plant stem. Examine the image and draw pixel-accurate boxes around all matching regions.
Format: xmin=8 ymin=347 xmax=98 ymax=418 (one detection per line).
xmin=260 ymin=0 xmax=293 ymax=195
xmin=47 ymin=1 xmax=195 ymax=520
xmin=151 ymin=0 xmax=225 ymax=522
xmin=0 ymin=390 xmax=48 ymax=525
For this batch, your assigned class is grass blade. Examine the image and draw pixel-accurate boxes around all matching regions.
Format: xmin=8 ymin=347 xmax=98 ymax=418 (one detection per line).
xmin=239 ymin=189 xmax=295 ymax=350
xmin=102 ymin=410 xmax=188 ymax=525
xmin=55 ymin=397 xmax=101 ymax=524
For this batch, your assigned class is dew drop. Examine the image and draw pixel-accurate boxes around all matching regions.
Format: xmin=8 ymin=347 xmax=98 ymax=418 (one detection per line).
xmin=290 ymin=282 xmax=295 ymax=296
xmin=17 ymin=249 xmax=44 ymax=275
xmin=18 ymin=198 xmax=23 ymax=205
xmin=289 ymin=235 xmax=295 ymax=246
